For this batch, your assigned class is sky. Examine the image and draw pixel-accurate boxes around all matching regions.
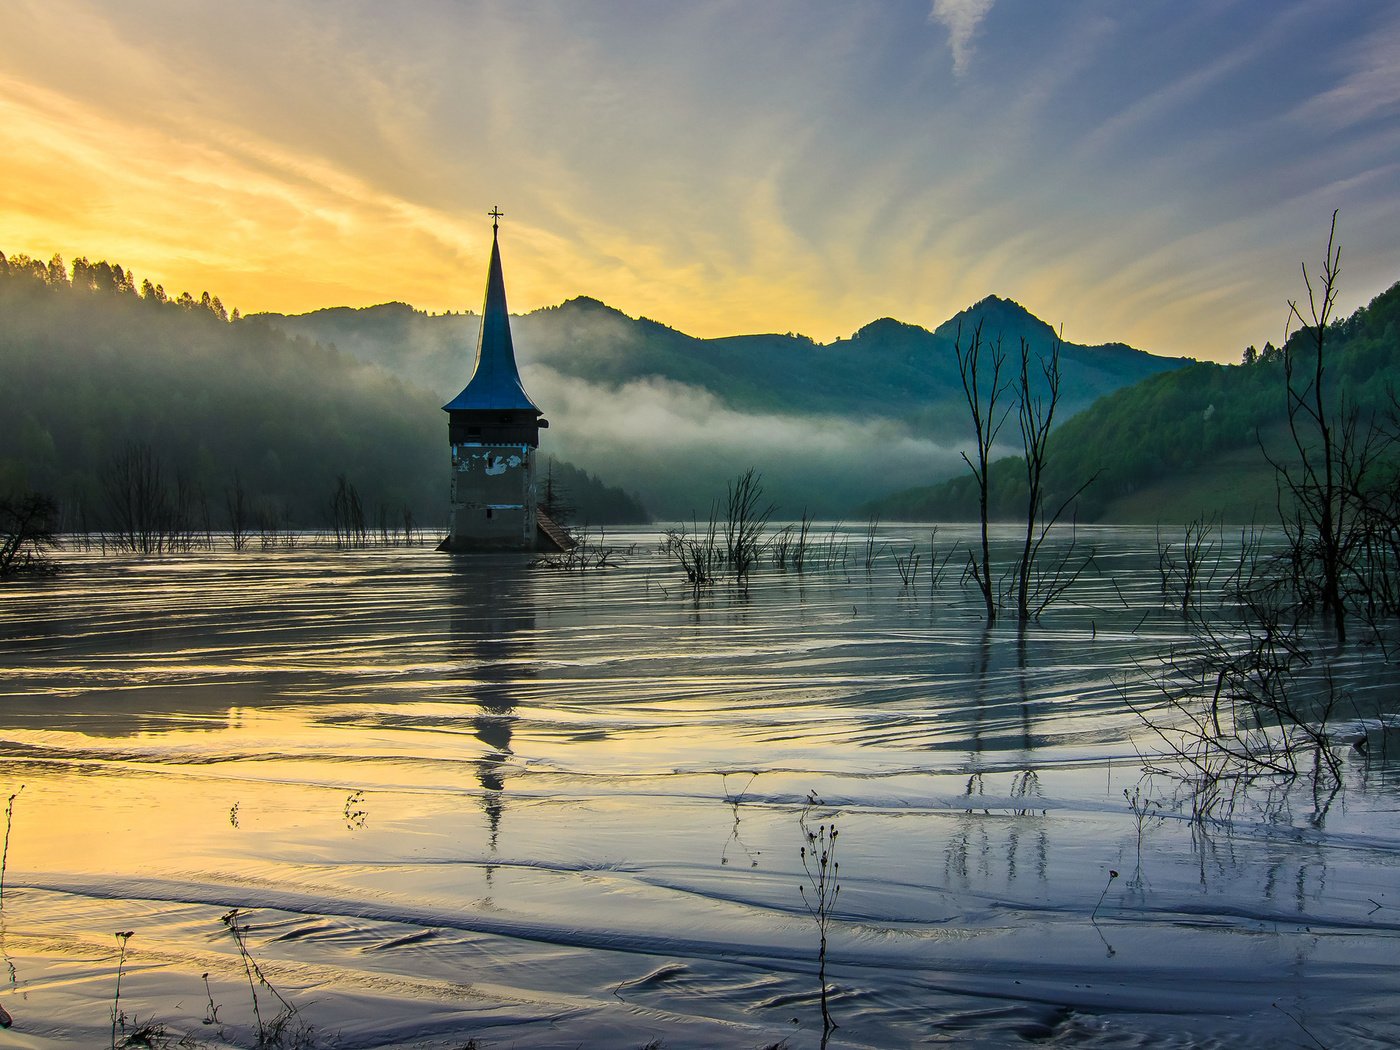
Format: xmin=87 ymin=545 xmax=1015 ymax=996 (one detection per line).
xmin=2 ymin=0 xmax=1398 ymax=362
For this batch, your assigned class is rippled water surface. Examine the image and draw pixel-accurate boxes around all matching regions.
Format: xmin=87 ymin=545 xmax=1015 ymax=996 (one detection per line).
xmin=1 ymin=525 xmax=1398 ymax=1048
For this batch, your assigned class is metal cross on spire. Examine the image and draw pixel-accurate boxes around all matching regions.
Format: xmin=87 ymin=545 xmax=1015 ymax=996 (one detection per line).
xmin=488 ymin=205 xmax=504 ymax=232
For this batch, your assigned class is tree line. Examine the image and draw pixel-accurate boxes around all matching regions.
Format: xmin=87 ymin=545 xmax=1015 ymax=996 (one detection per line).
xmin=0 ymin=247 xmax=647 ymax=562
xmin=1 ymin=250 xmax=240 ymax=322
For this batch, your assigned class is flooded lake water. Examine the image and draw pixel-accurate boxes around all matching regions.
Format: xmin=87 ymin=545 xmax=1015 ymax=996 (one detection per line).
xmin=1 ymin=524 xmax=1397 ymax=1048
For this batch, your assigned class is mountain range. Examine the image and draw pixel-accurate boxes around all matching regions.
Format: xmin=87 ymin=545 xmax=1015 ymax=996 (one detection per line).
xmin=259 ymin=294 xmax=1187 ymax=516
xmin=1 ymin=248 xmax=1198 ymax=524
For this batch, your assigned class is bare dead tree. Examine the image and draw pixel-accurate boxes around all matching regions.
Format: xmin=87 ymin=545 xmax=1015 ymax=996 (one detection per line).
xmin=1132 ymin=213 xmax=1399 ymax=824
xmin=105 ymin=443 xmax=172 ymax=554
xmin=1014 ymin=334 xmax=1058 ymax=621
xmin=1012 ymin=331 xmax=1099 ymax=621
xmin=1157 ymin=515 xmax=1225 ymax=618
xmin=225 ymin=471 xmax=250 ymax=552
xmin=1130 ymin=578 xmax=1344 ymax=824
xmin=955 ymin=320 xmax=1009 ymax=623
xmin=171 ymin=467 xmax=203 ymax=552
xmin=1274 ymin=211 xmax=1350 ymax=642
xmin=329 ymin=475 xmax=368 ymax=548
xmin=256 ymin=504 xmax=283 ymax=550
xmin=0 ymin=491 xmax=60 ymax=577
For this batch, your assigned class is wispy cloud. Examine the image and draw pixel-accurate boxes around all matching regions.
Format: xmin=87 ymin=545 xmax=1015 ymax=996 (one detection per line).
xmin=929 ymin=0 xmax=995 ymax=77
xmin=1293 ymin=10 xmax=1400 ymax=129
xmin=1 ymin=0 xmax=1396 ymax=363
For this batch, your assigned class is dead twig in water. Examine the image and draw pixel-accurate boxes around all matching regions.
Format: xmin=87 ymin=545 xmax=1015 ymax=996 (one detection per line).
xmin=110 ymin=930 xmax=134 ymax=1049
xmin=1272 ymin=1000 xmax=1328 ymax=1050
xmin=221 ymin=908 xmax=303 ymax=1045
xmin=799 ymin=791 xmax=841 ymax=1042
xmin=0 ymin=785 xmax=22 ymax=907
xmin=1091 ymin=869 xmax=1118 ymax=922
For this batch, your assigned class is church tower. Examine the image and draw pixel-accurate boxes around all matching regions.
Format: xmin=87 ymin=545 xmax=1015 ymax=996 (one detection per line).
xmin=441 ymin=209 xmax=548 ymax=550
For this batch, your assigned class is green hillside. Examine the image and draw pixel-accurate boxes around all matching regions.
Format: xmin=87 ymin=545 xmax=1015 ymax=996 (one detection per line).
xmin=867 ymin=280 xmax=1400 ymax=525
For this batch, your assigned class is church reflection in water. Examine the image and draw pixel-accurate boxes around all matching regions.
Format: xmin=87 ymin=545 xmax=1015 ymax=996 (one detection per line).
xmin=445 ymin=561 xmax=537 ymax=858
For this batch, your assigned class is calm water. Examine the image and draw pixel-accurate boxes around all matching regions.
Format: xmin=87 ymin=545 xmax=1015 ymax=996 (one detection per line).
xmin=0 ymin=525 xmax=1397 ymax=1048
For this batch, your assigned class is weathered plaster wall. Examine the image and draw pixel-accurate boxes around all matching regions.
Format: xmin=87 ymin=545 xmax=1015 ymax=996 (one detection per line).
xmin=446 ymin=443 xmax=537 ymax=548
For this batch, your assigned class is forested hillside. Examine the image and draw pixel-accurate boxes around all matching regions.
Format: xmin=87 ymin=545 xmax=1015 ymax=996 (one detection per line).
xmin=0 ymin=252 xmax=647 ymax=529
xmin=869 ymin=280 xmax=1400 ymax=524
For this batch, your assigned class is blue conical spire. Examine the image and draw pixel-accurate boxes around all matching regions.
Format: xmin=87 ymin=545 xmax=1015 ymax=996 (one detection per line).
xmin=444 ymin=216 xmax=540 ymax=413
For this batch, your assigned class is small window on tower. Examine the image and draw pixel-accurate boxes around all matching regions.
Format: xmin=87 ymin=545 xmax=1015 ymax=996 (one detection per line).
xmin=486 ymin=508 xmax=494 ymax=520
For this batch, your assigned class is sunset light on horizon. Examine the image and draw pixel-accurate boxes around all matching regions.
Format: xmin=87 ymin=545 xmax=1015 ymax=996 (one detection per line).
xmin=10 ymin=9 xmax=1400 ymax=1047
xmin=3 ymin=0 xmax=1399 ymax=361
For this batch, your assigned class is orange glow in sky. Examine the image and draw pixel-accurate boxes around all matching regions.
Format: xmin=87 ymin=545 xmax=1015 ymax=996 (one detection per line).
xmin=2 ymin=1 xmax=1398 ymax=361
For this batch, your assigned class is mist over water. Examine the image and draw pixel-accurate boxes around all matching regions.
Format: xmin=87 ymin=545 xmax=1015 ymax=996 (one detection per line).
xmin=528 ymin=367 xmax=966 ymax=517
xmin=0 ymin=526 xmax=1397 ymax=1048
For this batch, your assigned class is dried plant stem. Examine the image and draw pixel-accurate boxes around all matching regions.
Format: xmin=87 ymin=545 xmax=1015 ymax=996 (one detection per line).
xmin=110 ymin=930 xmax=133 ymax=1049
xmin=222 ymin=908 xmax=298 ymax=1042
xmin=1091 ymin=869 xmax=1119 ymax=922
xmin=0 ymin=785 xmax=23 ymax=907
xmin=799 ymin=792 xmax=841 ymax=1039
xmin=202 ymin=970 xmax=223 ymax=1029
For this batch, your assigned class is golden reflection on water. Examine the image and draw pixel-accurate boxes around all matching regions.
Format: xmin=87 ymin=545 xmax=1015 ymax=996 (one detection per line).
xmin=0 ymin=530 xmax=1396 ymax=1047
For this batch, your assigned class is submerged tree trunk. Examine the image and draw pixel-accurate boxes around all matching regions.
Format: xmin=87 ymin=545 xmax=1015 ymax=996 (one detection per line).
xmin=955 ymin=319 xmax=1007 ymax=624
xmin=1278 ymin=211 xmax=1350 ymax=644
xmin=1015 ymin=333 xmax=1060 ymax=622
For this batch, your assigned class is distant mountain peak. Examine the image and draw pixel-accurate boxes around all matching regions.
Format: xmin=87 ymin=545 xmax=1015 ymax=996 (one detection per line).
xmin=971 ymin=293 xmax=1021 ymax=309
xmin=851 ymin=316 xmax=932 ymax=342
xmin=552 ymin=295 xmax=624 ymax=316
xmin=934 ymin=294 xmax=1057 ymax=344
